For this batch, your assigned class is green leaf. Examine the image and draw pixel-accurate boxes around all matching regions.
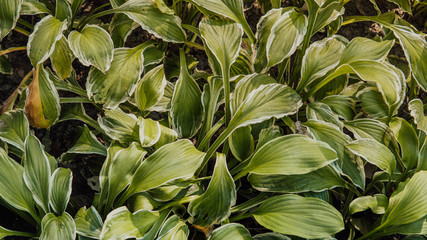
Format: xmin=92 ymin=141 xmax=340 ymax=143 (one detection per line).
xmin=21 ymin=0 xmax=50 ymax=15
xmin=0 ymin=225 xmax=34 ymax=239
xmin=199 ymin=18 xmax=243 ymax=77
xmin=50 ymin=36 xmax=74 ymax=80
xmin=109 ymin=13 xmax=136 ymax=47
xmin=149 ymin=81 xmax=174 ymax=112
xmin=157 ymin=215 xmax=189 ymax=240
xmin=170 ymin=49 xmax=203 ymax=138
xmin=229 ymin=126 xmax=254 ymax=161
xmin=67 ymin=125 xmax=107 ymax=156
xmin=0 ymin=148 xmax=35 ymax=215
xmin=0 ymin=0 xmax=23 ymax=40
xmin=298 ymin=37 xmax=345 ymax=92
xmin=239 ymin=134 xmax=337 ymax=176
xmin=349 ymin=194 xmax=388 ymax=215
xmin=27 ymin=15 xmax=66 ymax=66
xmin=312 ymin=1 xmax=344 ymax=34
xmin=25 ymin=65 xmax=61 ymax=128
xmin=256 ymin=125 xmax=281 ymax=150
xmin=154 ymin=124 xmax=178 ymax=150
xmin=339 ymin=38 xmax=394 ymax=64
xmin=253 ymin=232 xmax=291 ymax=240
xmin=200 ymin=77 xmax=223 ymax=143
xmin=0 ymin=110 xmax=29 ymax=152
xmin=307 ymin=102 xmax=342 ymax=129
xmin=393 ymin=216 xmax=427 ymax=235
xmin=191 ymin=0 xmax=254 ymax=43
xmin=115 ymin=0 xmax=186 ymax=43
xmin=348 ymin=15 xmax=427 ymax=91
xmin=358 ymin=87 xmax=389 ymax=119
xmin=98 ymin=108 xmax=139 ymax=144
xmin=103 ymin=142 xmax=146 ymax=210
xmin=50 ymin=168 xmax=72 ymax=214
xmin=409 ymin=99 xmax=427 ymax=134
xmin=203 ymin=83 xmax=302 ymax=167
xmin=389 ymin=117 xmax=418 ymax=169
xmin=139 ymin=118 xmax=161 ymax=147
xmin=55 ymin=0 xmax=72 ymax=22
xmin=344 ymin=119 xmax=400 ymax=156
xmin=231 ymin=74 xmax=276 ymax=114
xmin=74 ymin=206 xmax=103 ymax=239
xmin=382 ymin=171 xmax=427 ymax=226
xmin=303 ymin=120 xmax=365 ymax=189
xmin=265 ymin=9 xmax=307 ymax=69
xmin=40 ymin=212 xmax=76 ymax=240
xmin=68 ymin=25 xmax=114 ymax=72
xmin=209 ymin=223 xmax=252 ymax=240
xmin=346 ymin=139 xmax=396 ymax=174
xmin=188 ymin=153 xmax=236 ymax=227
xmin=321 ymin=95 xmax=355 ymax=121
xmin=253 ymin=194 xmax=344 ymax=239
xmin=0 ymin=51 xmax=13 ymax=75
xmin=123 ymin=140 xmax=206 ymax=202
xmin=135 ymin=64 xmax=166 ymax=111
xmin=87 ymin=44 xmax=147 ymax=108
xmin=99 ymin=206 xmax=159 ymax=240
xmin=23 ymin=135 xmax=52 ymax=213
xmin=248 ymin=165 xmax=346 ymax=193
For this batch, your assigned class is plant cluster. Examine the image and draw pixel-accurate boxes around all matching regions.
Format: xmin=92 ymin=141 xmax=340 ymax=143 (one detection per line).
xmin=0 ymin=0 xmax=426 ymax=239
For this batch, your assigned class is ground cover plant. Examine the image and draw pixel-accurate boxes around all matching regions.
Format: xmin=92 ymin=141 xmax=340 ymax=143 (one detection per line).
xmin=0 ymin=0 xmax=426 ymax=239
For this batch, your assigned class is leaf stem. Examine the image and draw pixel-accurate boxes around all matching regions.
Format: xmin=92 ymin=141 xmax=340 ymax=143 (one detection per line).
xmin=0 ymin=46 xmax=27 ymax=57
xmin=77 ymin=9 xmax=118 ymax=31
xmin=222 ymin=66 xmax=231 ymax=126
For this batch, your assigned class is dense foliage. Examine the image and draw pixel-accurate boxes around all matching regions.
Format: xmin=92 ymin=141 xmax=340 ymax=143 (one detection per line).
xmin=0 ymin=0 xmax=426 ymax=239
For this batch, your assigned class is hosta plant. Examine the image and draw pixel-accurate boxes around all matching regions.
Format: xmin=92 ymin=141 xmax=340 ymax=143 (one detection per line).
xmin=0 ymin=0 xmax=426 ymax=239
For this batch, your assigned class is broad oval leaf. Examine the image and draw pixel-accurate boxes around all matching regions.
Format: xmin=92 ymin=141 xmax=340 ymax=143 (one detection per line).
xmin=21 ymin=0 xmax=50 ymax=15
xmin=253 ymin=194 xmax=344 ymax=239
xmin=409 ymin=99 xmax=427 ymax=134
xmin=74 ymin=206 xmax=103 ymax=239
xmin=265 ymin=9 xmax=307 ymax=68
xmin=0 ymin=148 xmax=35 ymax=214
xmin=135 ymin=64 xmax=166 ymax=111
xmin=170 ymin=49 xmax=203 ymax=138
xmin=188 ymin=153 xmax=236 ymax=227
xmin=139 ymin=118 xmax=161 ymax=147
xmin=86 ymin=45 xmax=146 ymax=108
xmin=68 ymin=25 xmax=114 ymax=72
xmin=240 ymin=134 xmax=337 ymax=176
xmin=0 ymin=110 xmax=29 ymax=152
xmin=27 ymin=15 xmax=66 ymax=66
xmin=157 ymin=215 xmax=189 ymax=240
xmin=349 ymin=194 xmax=388 ymax=215
xmin=229 ymin=126 xmax=254 ymax=161
xmin=25 ymin=65 xmax=61 ymax=128
xmin=339 ymin=37 xmax=394 ymax=64
xmin=50 ymin=36 xmax=74 ymax=80
xmin=116 ymin=0 xmax=186 ymax=43
xmin=382 ymin=171 xmax=427 ymax=226
xmin=191 ymin=0 xmax=254 ymax=42
xmin=99 ymin=206 xmax=159 ymax=240
xmin=346 ymin=139 xmax=396 ymax=174
xmin=248 ymin=165 xmax=345 ymax=193
xmin=298 ymin=37 xmax=345 ymax=91
xmin=307 ymin=102 xmax=342 ymax=129
xmin=50 ymin=168 xmax=72 ymax=214
xmin=40 ymin=212 xmax=76 ymax=240
xmin=23 ymin=135 xmax=52 ymax=213
xmin=0 ymin=0 xmax=23 ymax=40
xmin=67 ymin=125 xmax=107 ymax=156
xmin=209 ymin=223 xmax=251 ymax=240
xmin=199 ymin=18 xmax=243 ymax=78
xmin=105 ymin=142 xmax=146 ymax=210
xmin=389 ymin=117 xmax=418 ymax=169
xmin=303 ymin=120 xmax=365 ymax=189
xmin=98 ymin=108 xmax=139 ymax=144
xmin=123 ymin=140 xmax=206 ymax=201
